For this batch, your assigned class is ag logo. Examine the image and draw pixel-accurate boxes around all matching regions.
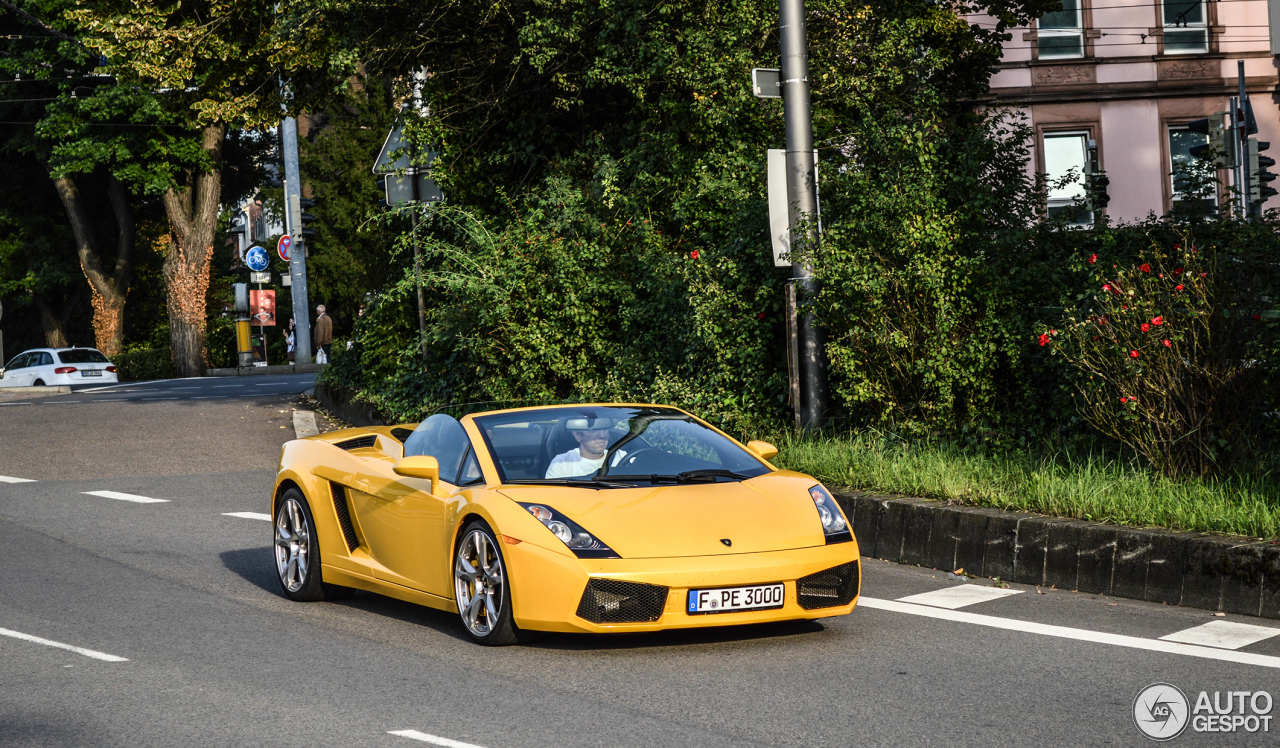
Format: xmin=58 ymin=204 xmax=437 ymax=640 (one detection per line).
xmin=1134 ymin=683 xmax=1190 ymax=741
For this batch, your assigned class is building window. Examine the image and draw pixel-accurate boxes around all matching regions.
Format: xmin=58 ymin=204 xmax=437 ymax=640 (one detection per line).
xmin=1168 ymin=125 xmax=1216 ymax=212
xmin=1044 ymin=132 xmax=1092 ymax=224
xmin=1163 ymin=0 xmax=1208 ymax=54
xmin=1038 ymin=0 xmax=1085 ymax=59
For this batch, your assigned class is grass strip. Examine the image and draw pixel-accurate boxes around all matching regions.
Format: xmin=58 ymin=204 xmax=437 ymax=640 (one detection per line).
xmin=771 ymin=431 xmax=1280 ymax=540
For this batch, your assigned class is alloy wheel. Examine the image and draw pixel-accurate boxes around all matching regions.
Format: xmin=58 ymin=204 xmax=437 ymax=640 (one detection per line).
xmin=275 ymin=497 xmax=310 ymax=593
xmin=454 ymin=529 xmax=505 ymax=638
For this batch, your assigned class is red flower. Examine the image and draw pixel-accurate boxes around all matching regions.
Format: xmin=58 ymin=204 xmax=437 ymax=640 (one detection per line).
xmin=1139 ymin=264 xmax=1151 ymax=273
xmin=1253 ymin=313 xmax=1262 ymax=321
xmin=690 ymin=250 xmax=700 ymax=260
xmin=1175 ymin=267 xmax=1183 ymax=274
xmin=1102 ymin=284 xmax=1111 ymax=292
xmin=1162 ymin=339 xmax=1171 ymax=347
xmin=756 ymin=312 xmax=766 ymax=320
xmin=1122 ymin=305 xmax=1128 ymax=311
xmin=1088 ymin=254 xmax=1097 ymax=264
xmin=1119 ymin=397 xmax=1127 ymax=403
xmin=1152 ymin=316 xmax=1163 ymax=326
xmin=1130 ymin=350 xmax=1140 ymax=359
xmin=1037 ymin=333 xmax=1050 ymax=347
xmin=1140 ymin=323 xmax=1150 ymax=332
xmin=1175 ymin=284 xmax=1184 ymax=291
xmin=1200 ymin=272 xmax=1207 ymax=278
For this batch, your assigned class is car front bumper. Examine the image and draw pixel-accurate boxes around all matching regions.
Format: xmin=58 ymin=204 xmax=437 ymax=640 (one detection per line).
xmin=501 ymin=537 xmax=861 ymax=634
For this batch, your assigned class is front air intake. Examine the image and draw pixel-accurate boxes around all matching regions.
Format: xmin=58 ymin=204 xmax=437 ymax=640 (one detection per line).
xmin=334 ymin=435 xmax=377 ymax=451
xmin=576 ymin=579 xmax=668 ymax=624
xmin=796 ymin=561 xmax=860 ymax=610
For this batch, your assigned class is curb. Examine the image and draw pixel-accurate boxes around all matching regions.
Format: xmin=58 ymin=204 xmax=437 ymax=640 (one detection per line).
xmin=0 ymin=386 xmax=71 ymax=400
xmin=313 ymin=382 xmax=385 ymax=427
xmin=205 ymin=364 xmax=327 ymax=377
xmin=834 ymin=491 xmax=1280 ymax=620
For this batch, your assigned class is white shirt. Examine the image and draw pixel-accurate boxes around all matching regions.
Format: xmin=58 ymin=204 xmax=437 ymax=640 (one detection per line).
xmin=545 ymin=448 xmax=627 ymax=479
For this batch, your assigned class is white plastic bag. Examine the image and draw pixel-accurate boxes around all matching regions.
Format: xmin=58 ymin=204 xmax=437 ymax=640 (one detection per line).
xmin=316 ymin=349 xmax=328 ymax=365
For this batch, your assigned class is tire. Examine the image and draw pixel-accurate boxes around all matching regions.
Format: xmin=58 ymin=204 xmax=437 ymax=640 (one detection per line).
xmin=453 ymin=520 xmax=522 ymax=646
xmin=32 ymin=379 xmax=44 ymax=386
xmin=274 ymin=488 xmax=352 ymax=601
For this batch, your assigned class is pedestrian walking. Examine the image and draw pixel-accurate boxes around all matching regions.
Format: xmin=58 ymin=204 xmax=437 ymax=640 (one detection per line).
xmin=285 ymin=318 xmax=296 ymax=363
xmin=314 ymin=305 xmax=333 ymax=364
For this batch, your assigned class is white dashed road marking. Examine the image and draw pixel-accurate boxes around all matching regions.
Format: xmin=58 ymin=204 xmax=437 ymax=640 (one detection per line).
xmin=896 ymin=584 xmax=1022 ymax=609
xmin=223 ymin=512 xmax=271 ymax=521
xmin=192 ymin=396 xmax=229 ymax=400
xmin=0 ymin=402 xmax=32 ymax=406
xmin=861 ymin=597 xmax=1280 ymax=669
xmin=0 ymin=476 xmax=35 ymax=483
xmin=212 ymin=385 xmax=245 ymax=388
xmin=388 ymin=731 xmax=489 ymax=747
xmin=82 ymin=490 xmax=169 ymax=504
xmin=1159 ymin=620 xmax=1280 ymax=650
xmin=141 ymin=397 xmax=180 ymax=401
xmin=0 ymin=627 xmax=128 ymax=662
xmin=41 ymin=400 xmax=80 ymax=404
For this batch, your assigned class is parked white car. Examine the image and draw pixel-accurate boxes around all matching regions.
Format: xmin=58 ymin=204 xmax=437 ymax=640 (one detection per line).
xmin=0 ymin=347 xmax=119 ymax=387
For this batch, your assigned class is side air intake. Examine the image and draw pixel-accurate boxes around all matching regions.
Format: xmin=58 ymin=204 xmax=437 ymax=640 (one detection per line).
xmin=329 ymin=482 xmax=360 ymax=551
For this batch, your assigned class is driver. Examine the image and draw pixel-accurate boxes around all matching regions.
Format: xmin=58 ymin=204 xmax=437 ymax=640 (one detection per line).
xmin=545 ymin=416 xmax=627 ymax=479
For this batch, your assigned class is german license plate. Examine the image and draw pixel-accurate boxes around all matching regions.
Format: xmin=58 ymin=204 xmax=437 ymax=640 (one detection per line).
xmin=81 ymin=369 xmax=102 ymax=377
xmin=687 ymin=583 xmax=785 ymax=614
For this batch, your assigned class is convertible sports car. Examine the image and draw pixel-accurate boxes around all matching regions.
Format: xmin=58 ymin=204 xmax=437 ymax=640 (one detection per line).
xmin=271 ymin=403 xmax=860 ymax=645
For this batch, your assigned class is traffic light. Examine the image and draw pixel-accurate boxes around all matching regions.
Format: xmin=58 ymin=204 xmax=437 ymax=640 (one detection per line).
xmin=288 ymin=194 xmax=318 ymax=240
xmin=1249 ymin=137 xmax=1278 ymax=206
xmin=1187 ymin=113 xmax=1234 ymax=168
xmin=298 ymin=197 xmax=318 ymax=239
xmin=1084 ymin=138 xmax=1109 ymax=215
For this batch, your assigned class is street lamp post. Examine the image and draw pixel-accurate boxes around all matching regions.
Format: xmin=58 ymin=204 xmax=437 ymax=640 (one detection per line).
xmin=779 ymin=0 xmax=827 ymax=430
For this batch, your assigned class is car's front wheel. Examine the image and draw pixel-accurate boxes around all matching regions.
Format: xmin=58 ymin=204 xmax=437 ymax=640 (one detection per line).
xmin=274 ymin=488 xmax=351 ymax=602
xmin=453 ymin=520 xmax=522 ymax=645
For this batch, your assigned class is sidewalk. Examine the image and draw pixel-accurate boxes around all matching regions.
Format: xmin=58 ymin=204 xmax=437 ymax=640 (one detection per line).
xmin=205 ymin=363 xmax=327 ymax=377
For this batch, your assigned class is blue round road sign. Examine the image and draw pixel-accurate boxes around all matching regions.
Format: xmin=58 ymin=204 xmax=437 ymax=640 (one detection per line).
xmin=245 ymin=245 xmax=269 ymax=272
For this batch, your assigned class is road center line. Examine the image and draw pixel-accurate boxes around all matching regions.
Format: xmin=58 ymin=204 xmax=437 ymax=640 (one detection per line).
xmin=223 ymin=512 xmax=271 ymax=521
xmin=41 ymin=400 xmax=80 ymax=404
xmin=0 ymin=626 xmax=128 ymax=662
xmin=82 ymin=490 xmax=169 ymax=504
xmin=212 ymin=385 xmax=245 ymax=388
xmin=191 ymin=396 xmax=228 ymax=400
xmin=140 ymin=397 xmax=180 ymax=401
xmin=860 ymin=597 xmax=1280 ymax=669
xmin=0 ymin=476 xmax=36 ymax=483
xmin=0 ymin=402 xmax=32 ymax=406
xmin=387 ymin=730 xmax=489 ymax=747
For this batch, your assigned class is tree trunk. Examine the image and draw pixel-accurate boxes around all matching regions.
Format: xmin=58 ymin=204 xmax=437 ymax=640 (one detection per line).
xmin=33 ymin=296 xmax=70 ymax=348
xmin=48 ymin=170 xmax=134 ymax=357
xmin=161 ymin=122 xmax=226 ymax=378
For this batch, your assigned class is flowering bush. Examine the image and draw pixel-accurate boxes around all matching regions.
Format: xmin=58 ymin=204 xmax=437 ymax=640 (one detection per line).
xmin=1041 ymin=237 xmax=1268 ymax=477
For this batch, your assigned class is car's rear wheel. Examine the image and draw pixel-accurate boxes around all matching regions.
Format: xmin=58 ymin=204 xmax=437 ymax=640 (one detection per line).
xmin=32 ymin=379 xmax=44 ymax=386
xmin=454 ymin=520 xmax=521 ymax=646
xmin=274 ymin=488 xmax=352 ymax=602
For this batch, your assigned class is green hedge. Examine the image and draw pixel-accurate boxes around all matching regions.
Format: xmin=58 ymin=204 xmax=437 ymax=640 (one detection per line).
xmin=113 ymin=346 xmax=174 ymax=382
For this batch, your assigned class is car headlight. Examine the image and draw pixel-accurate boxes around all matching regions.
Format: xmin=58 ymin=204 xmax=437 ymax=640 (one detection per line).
xmin=809 ymin=485 xmax=852 ymax=544
xmin=520 ymin=503 xmax=620 ymax=558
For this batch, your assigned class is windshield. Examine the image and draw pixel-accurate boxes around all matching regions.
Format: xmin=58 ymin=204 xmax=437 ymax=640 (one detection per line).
xmin=474 ymin=406 xmax=770 ymax=485
xmin=57 ymin=349 xmax=110 ymax=364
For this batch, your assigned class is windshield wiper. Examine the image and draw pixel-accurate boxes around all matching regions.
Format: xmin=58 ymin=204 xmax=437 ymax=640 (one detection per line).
xmin=598 ymin=470 xmax=752 ymax=484
xmin=507 ymin=478 xmax=633 ymax=489
xmin=676 ymin=469 xmax=752 ymax=482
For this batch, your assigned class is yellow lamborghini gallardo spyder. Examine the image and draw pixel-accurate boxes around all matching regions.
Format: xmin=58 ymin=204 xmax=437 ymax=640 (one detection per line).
xmin=271 ymin=404 xmax=860 ymax=645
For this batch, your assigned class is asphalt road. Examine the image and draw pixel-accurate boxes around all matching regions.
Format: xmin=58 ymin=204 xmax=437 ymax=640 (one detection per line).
xmin=1 ymin=375 xmax=1278 ymax=747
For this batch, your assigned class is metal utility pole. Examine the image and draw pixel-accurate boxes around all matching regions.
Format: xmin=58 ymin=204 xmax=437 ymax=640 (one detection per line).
xmin=282 ymin=117 xmax=313 ymax=365
xmin=779 ymin=0 xmax=827 ymax=430
xmin=409 ymin=173 xmax=427 ymax=358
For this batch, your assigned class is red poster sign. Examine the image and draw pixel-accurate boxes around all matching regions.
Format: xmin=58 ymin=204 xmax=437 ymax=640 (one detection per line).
xmin=250 ymin=290 xmax=277 ymax=326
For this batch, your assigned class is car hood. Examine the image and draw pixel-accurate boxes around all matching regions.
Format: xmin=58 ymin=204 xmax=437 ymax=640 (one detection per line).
xmin=496 ymin=472 xmax=826 ymax=559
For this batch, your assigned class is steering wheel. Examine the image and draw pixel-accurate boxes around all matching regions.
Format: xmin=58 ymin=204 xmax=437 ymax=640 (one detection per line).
xmin=614 ymin=447 xmax=660 ymax=468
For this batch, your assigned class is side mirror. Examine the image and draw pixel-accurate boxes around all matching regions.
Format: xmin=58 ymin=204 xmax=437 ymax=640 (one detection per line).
xmin=746 ymin=440 xmax=778 ymax=460
xmin=393 ymin=455 xmax=439 ymax=491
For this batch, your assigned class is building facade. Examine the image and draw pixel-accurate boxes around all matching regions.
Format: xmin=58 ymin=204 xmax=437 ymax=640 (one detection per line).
xmin=975 ymin=0 xmax=1280 ymax=222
